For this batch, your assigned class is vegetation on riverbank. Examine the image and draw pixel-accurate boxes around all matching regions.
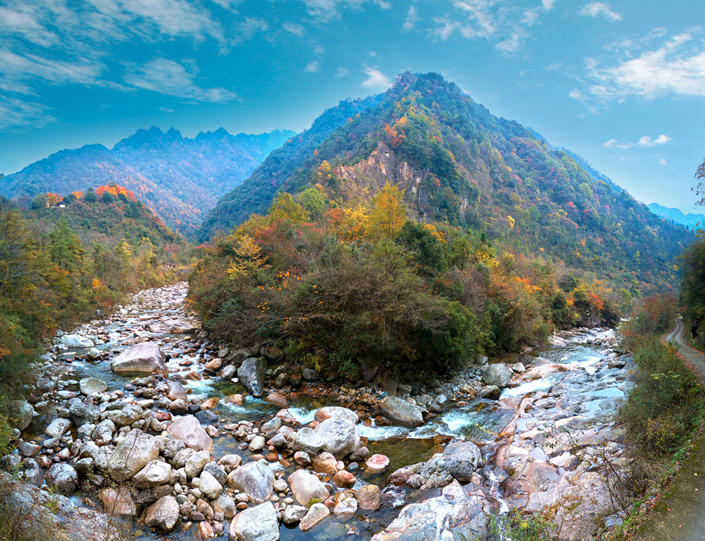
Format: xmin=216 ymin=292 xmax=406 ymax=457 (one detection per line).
xmin=0 ymin=188 xmax=191 ymax=451
xmin=609 ymin=293 xmax=705 ymax=539
xmin=189 ymin=184 xmax=623 ymax=379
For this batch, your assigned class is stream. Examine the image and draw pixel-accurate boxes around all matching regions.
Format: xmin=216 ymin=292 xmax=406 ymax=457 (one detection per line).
xmin=5 ymin=283 xmax=634 ymax=541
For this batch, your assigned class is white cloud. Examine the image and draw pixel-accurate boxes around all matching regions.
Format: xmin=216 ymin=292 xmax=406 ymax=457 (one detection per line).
xmin=125 ymin=58 xmax=237 ymax=102
xmin=305 ymin=61 xmax=321 ymax=73
xmin=374 ymin=0 xmax=391 ymax=9
xmin=231 ymin=17 xmax=268 ymax=45
xmin=542 ymin=0 xmax=557 ymax=9
xmin=582 ymin=32 xmax=705 ymax=103
xmin=313 ymin=45 xmax=325 ymax=55
xmin=496 ymin=31 xmax=524 ymax=55
xmin=335 ymin=67 xmax=351 ymax=77
xmin=578 ymin=3 xmax=622 ymax=22
xmin=0 ymin=97 xmax=54 ymax=129
xmin=0 ymin=49 xmax=105 ymax=93
xmin=660 ymin=158 xmax=668 ymax=165
xmin=361 ymin=67 xmax=391 ymax=90
xmin=282 ymin=22 xmax=305 ymax=37
xmin=0 ymin=6 xmax=59 ymax=47
xmin=603 ymin=134 xmax=672 ymax=149
xmin=403 ymin=6 xmax=419 ymax=32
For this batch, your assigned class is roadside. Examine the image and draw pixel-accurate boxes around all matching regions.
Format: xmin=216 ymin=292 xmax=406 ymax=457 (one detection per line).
xmin=633 ymin=317 xmax=705 ymax=541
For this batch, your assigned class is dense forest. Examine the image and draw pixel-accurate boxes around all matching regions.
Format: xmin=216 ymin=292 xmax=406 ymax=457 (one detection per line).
xmin=190 ymin=185 xmax=621 ymax=379
xmin=199 ymin=73 xmax=692 ymax=301
xmin=0 ymin=183 xmax=190 ymax=413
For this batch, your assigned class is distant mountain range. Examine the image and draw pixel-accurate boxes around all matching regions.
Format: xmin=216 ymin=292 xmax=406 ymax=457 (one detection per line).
xmin=648 ymin=203 xmax=705 ymax=230
xmin=198 ymin=72 xmax=692 ymax=292
xmin=0 ymin=127 xmax=295 ymax=235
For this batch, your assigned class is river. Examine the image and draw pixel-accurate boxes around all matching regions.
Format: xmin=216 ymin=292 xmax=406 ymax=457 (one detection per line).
xmin=6 ymin=282 xmax=634 ymax=541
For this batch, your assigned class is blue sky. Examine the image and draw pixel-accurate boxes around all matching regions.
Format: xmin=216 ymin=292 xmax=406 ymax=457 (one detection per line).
xmin=1 ymin=0 xmax=704 ymax=212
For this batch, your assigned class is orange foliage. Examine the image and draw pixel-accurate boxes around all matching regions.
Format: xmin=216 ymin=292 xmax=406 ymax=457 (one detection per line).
xmin=46 ymin=192 xmax=63 ymax=205
xmin=71 ymin=191 xmax=84 ymax=200
xmin=95 ymin=184 xmax=136 ymax=201
xmin=384 ymin=124 xmax=405 ymax=148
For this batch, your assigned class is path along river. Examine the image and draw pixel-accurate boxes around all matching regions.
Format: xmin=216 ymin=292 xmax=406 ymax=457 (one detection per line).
xmin=3 ymin=283 xmax=637 ymax=540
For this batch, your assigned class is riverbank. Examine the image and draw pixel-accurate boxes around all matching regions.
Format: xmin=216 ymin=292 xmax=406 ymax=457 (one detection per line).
xmin=1 ymin=283 xmax=635 ymax=540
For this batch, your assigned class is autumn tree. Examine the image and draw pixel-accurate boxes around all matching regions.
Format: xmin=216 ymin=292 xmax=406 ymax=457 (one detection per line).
xmin=368 ymin=182 xmax=407 ymax=240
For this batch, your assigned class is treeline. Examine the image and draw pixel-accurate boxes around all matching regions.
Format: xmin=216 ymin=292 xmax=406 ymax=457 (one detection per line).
xmin=189 ymin=184 xmax=621 ymax=379
xmin=0 ymin=186 xmax=190 ymax=405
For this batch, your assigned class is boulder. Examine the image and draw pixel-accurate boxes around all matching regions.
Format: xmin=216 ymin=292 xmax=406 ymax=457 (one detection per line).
xmin=226 ymin=460 xmax=274 ymax=504
xmin=366 ymin=454 xmax=390 ymax=474
xmin=111 ymin=342 xmax=168 ymax=376
xmin=266 ymin=392 xmax=287 ymax=408
xmin=47 ymin=463 xmax=78 ymax=495
xmin=481 ymin=364 xmax=514 ymax=388
xmin=8 ymin=401 xmax=34 ymax=431
xmin=106 ymin=404 xmax=143 ymax=427
xmin=203 ymin=462 xmax=228 ymax=486
xmin=334 ymin=497 xmax=358 ymax=520
xmin=282 ymin=504 xmax=308 ymax=525
xmin=167 ymin=381 xmax=187 ymax=401
xmin=199 ymin=470 xmax=223 ymax=500
xmin=312 ymin=452 xmax=338 ymax=474
xmin=380 ymin=397 xmax=424 ymax=427
xmin=369 ymin=481 xmax=489 ymax=541
xmin=45 ymin=418 xmax=71 ymax=438
xmin=107 ymin=430 xmax=160 ymax=482
xmin=314 ymin=406 xmax=359 ymax=424
xmin=288 ymin=469 xmax=329 ymax=507
xmin=185 ymin=450 xmax=211 ymax=478
xmin=60 ymin=334 xmax=94 ymax=348
xmin=92 ymin=419 xmax=115 ymax=445
xmin=79 ymin=377 xmax=107 ymax=395
xmin=211 ymin=493 xmax=237 ymax=519
xmin=99 ymin=487 xmax=137 ymax=516
xmin=237 ymin=357 xmax=268 ymax=397
xmin=421 ymin=441 xmax=483 ymax=482
xmin=69 ymin=400 xmax=102 ymax=426
xmin=228 ymin=501 xmax=279 ymax=541
xmin=132 ymin=460 xmax=172 ymax=488
xmin=357 ymin=484 xmax=381 ymax=510
xmin=302 ymin=368 xmax=318 ymax=381
xmin=300 ymin=503 xmax=330 ymax=532
xmin=142 ymin=495 xmax=180 ymax=533
xmin=292 ymin=417 xmax=360 ymax=459
xmin=167 ymin=415 xmax=213 ymax=452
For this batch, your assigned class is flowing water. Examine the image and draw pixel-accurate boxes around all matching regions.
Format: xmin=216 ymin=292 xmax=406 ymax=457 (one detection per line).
xmin=22 ymin=285 xmax=629 ymax=540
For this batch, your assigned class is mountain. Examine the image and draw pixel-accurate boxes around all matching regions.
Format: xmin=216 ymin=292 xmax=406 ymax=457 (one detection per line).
xmin=198 ymin=72 xmax=692 ymax=292
xmin=648 ymin=203 xmax=705 ymax=230
xmin=0 ymin=127 xmax=295 ymax=235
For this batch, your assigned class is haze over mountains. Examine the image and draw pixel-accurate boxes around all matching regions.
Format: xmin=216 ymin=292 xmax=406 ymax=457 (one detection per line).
xmin=0 ymin=127 xmax=295 ymax=235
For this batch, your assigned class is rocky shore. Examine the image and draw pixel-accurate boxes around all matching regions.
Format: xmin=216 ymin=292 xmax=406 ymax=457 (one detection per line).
xmin=1 ymin=283 xmax=634 ymax=540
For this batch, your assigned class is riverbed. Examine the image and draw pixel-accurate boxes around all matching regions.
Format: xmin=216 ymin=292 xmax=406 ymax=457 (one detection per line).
xmin=5 ymin=283 xmax=634 ymax=541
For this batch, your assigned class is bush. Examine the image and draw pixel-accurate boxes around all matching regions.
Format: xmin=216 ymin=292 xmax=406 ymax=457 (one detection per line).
xmin=619 ymin=337 xmax=704 ymax=455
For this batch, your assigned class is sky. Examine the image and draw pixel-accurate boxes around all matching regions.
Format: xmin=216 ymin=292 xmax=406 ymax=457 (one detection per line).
xmin=1 ymin=0 xmax=704 ymax=213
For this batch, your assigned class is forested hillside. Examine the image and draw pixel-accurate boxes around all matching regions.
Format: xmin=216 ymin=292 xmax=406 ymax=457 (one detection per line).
xmin=0 ymin=127 xmax=294 ymax=235
xmin=198 ymin=72 xmax=692 ymax=296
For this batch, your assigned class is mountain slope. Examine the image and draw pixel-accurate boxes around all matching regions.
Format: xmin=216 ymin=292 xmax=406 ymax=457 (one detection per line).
xmin=648 ymin=203 xmax=704 ymax=230
xmin=199 ymin=72 xmax=692 ymax=292
xmin=0 ymin=127 xmax=295 ymax=235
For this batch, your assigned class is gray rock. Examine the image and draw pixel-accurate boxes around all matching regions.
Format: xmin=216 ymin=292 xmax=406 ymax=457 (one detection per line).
xmin=18 ymin=442 xmax=41 ymax=458
xmin=45 ymin=418 xmax=71 ymax=438
xmin=226 ymin=460 xmax=274 ymax=504
xmin=237 ymin=357 xmax=268 ymax=397
xmin=92 ymin=419 xmax=115 ymax=445
xmin=75 ymin=458 xmax=94 ymax=476
xmin=314 ymin=406 xmax=359 ymax=424
xmin=481 ymin=364 xmax=514 ymax=388
xmin=185 ymin=450 xmax=211 ymax=478
xmin=288 ymin=469 xmax=330 ymax=507
xmin=167 ymin=415 xmax=213 ymax=452
xmin=60 ymin=334 xmax=94 ymax=348
xmin=132 ymin=459 xmax=172 ymax=488
xmin=47 ymin=463 xmax=78 ymax=495
xmin=421 ymin=441 xmax=483 ymax=482
xmin=199 ymin=470 xmax=223 ymax=499
xmin=302 ymin=368 xmax=318 ymax=381
xmin=79 ymin=377 xmax=107 ymax=394
xmin=110 ymin=342 xmax=168 ymax=376
xmin=8 ymin=401 xmax=34 ymax=431
xmin=282 ymin=504 xmax=308 ymax=525
xmin=334 ymin=497 xmax=358 ymax=520
xmin=315 ymin=417 xmax=360 ymax=459
xmin=167 ymin=381 xmax=187 ymax=401
xmin=107 ymin=430 xmax=160 ymax=481
xmin=379 ymin=396 xmax=424 ymax=427
xmin=300 ymin=502 xmax=330 ymax=532
xmin=69 ymin=401 xmax=102 ymax=426
xmin=228 ymin=501 xmax=279 ymax=541
xmin=142 ymin=495 xmax=180 ymax=533
xmin=203 ymin=462 xmax=227 ymax=486
xmin=220 ymin=364 xmax=237 ymax=380
xmin=370 ymin=481 xmax=489 ymax=541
